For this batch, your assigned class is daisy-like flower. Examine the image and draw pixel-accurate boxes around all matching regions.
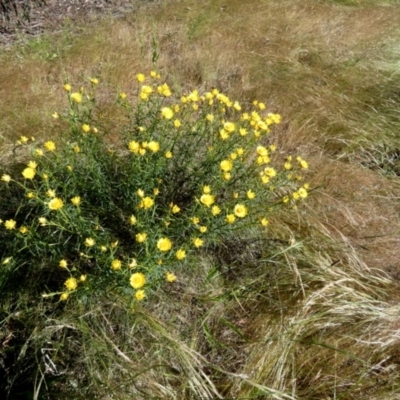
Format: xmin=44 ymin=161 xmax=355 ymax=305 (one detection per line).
xmin=247 ymin=190 xmax=256 ymax=199
xmin=130 ymin=272 xmax=146 ymax=289
xmin=171 ymin=204 xmax=180 ymax=214
xmin=135 ymin=233 xmax=147 ymax=243
xmin=226 ymin=214 xmax=236 ymax=224
xmin=63 ymin=84 xmax=71 ymax=92
xmin=234 ymin=204 xmax=247 ymax=218
xmin=298 ymin=188 xmax=308 ymax=198
xmin=211 ymin=205 xmax=221 ymax=216
xmin=19 ymin=226 xmax=28 ymax=234
xmin=193 ymin=237 xmax=204 ymax=248
xmin=136 ymin=73 xmax=146 ymax=82
xmin=206 ymin=114 xmax=214 ymax=122
xmin=60 ymin=293 xmax=69 ymax=301
xmin=44 ymin=141 xmax=56 ymax=151
xmin=59 ymin=259 xmax=68 ymax=268
xmin=174 ymin=119 xmax=181 ymax=128
xmin=138 ymin=197 xmax=154 ymax=209
xmin=22 ymin=167 xmax=36 ymax=180
xmin=84 ymin=237 xmax=95 ymax=247
xmin=129 ymin=215 xmax=137 ymax=225
xmin=64 ymin=277 xmax=78 ymax=291
xmin=5 ymin=219 xmax=16 ymax=230
xmin=199 ymin=226 xmax=207 ymax=233
xmin=260 ymin=218 xmax=269 ymax=227
xmin=220 ymin=159 xmax=233 ymax=172
xmin=200 ymin=194 xmax=215 ymax=207
xmin=166 ymin=272 xmax=176 ymax=282
xmin=128 ymin=259 xmax=137 ymax=268
xmin=80 ymin=275 xmax=87 ymax=282
xmin=82 ymin=124 xmax=90 ymax=133
xmin=165 ymin=151 xmax=173 ymax=159
xmin=46 ymin=189 xmax=56 ymax=197
xmin=256 ymin=146 xmax=269 ymax=156
xmin=71 ymin=92 xmax=82 ymax=103
xmin=203 ymin=185 xmax=211 ymax=194
xmin=135 ymin=290 xmax=146 ymax=300
xmin=1 ymin=174 xmax=11 ymax=182
xmin=191 ymin=216 xmax=200 ymax=225
xmin=119 ymin=92 xmax=127 ymax=100
xmin=111 ymin=259 xmax=122 ymax=270
xmin=48 ymin=198 xmax=64 ymax=210
xmin=157 ymin=238 xmax=172 ymax=252
xmin=71 ymin=196 xmax=81 ymax=206
xmin=176 ymin=249 xmax=186 ymax=260
xmin=90 ymin=78 xmax=99 ymax=85
xmin=148 ymin=141 xmax=160 ymax=152
xmin=161 ymin=107 xmax=174 ymax=119
xmin=38 ymin=217 xmax=47 ymax=226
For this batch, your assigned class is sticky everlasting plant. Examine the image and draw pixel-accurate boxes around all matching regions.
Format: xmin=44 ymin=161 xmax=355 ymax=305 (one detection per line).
xmin=0 ymin=73 xmax=309 ymax=304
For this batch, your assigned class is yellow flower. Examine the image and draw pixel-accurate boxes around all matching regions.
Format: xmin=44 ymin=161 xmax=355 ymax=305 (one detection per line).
xmin=260 ymin=218 xmax=269 ymax=226
xmin=161 ymin=107 xmax=174 ymax=119
xmin=202 ymin=185 xmax=211 ymax=194
xmin=130 ymin=272 xmax=146 ymax=289
xmin=284 ymin=162 xmax=292 ymax=170
xmin=84 ymin=237 xmax=95 ymax=247
xmin=1 ymin=174 xmax=11 ymax=182
xmin=176 ymin=249 xmax=186 ymax=260
xmin=63 ymin=83 xmax=71 ymax=92
xmin=148 ymin=141 xmax=160 ymax=152
xmin=239 ymin=128 xmax=247 ymax=136
xmin=71 ymin=196 xmax=81 ymax=206
xmin=44 ymin=141 xmax=56 ymax=151
xmin=136 ymin=233 xmax=147 ymax=243
xmin=5 ymin=220 xmax=16 ymax=230
xmin=129 ymin=215 xmax=137 ymax=225
xmin=211 ymin=205 xmax=221 ymax=216
xmin=298 ymin=188 xmax=308 ymax=198
xmin=128 ymin=259 xmax=137 ymax=268
xmin=111 ymin=259 xmax=122 ymax=270
xmin=220 ymin=159 xmax=233 ymax=172
xmin=59 ymin=259 xmax=68 ymax=268
xmin=100 ymin=245 xmax=107 ymax=252
xmin=257 ymin=146 xmax=268 ymax=156
xmin=137 ymin=189 xmax=145 ymax=197
xmin=224 ymin=122 xmax=236 ymax=133
xmin=111 ymin=240 xmax=119 ymax=248
xmin=200 ymin=194 xmax=215 ymax=207
xmin=138 ymin=197 xmax=154 ymax=209
xmin=171 ymin=204 xmax=180 ymax=214
xmin=48 ymin=198 xmax=64 ymax=210
xmin=223 ymin=173 xmax=231 ymax=181
xmin=193 ymin=238 xmax=204 ymax=248
xmin=247 ymin=190 xmax=256 ymax=199
xmin=80 ymin=275 xmax=87 ymax=282
xmin=65 ymin=277 xmax=78 ymax=291
xmin=119 ymin=92 xmax=127 ymax=100
xmin=46 ymin=189 xmax=56 ymax=197
xmin=150 ymin=70 xmax=159 ymax=78
xmin=206 ymin=114 xmax=214 ymax=122
xmin=71 ymin=92 xmax=82 ymax=103
xmin=234 ymin=204 xmax=248 ymax=218
xmin=165 ymin=151 xmax=173 ymax=159
xmin=90 ymin=78 xmax=99 ymax=85
xmin=157 ymin=237 xmax=172 ymax=252
xmin=135 ymin=289 xmax=146 ymax=301
xmin=166 ymin=272 xmax=176 ymax=282
xmin=191 ymin=216 xmax=200 ymax=225
xmin=38 ymin=217 xmax=47 ymax=226
xmin=300 ymin=159 xmax=309 ymax=169
xmin=226 ymin=214 xmax=235 ymax=224
xmin=157 ymin=83 xmax=172 ymax=96
xmin=174 ymin=119 xmax=181 ymax=128
xmin=136 ymin=73 xmax=146 ymax=82
xmin=60 ymin=292 xmax=69 ymax=301
xmin=199 ymin=226 xmax=207 ymax=233
xmin=264 ymin=167 xmax=277 ymax=178
xmin=219 ymin=129 xmax=229 ymax=140
xmin=19 ymin=226 xmax=28 ymax=234
xmin=82 ymin=124 xmax=90 ymax=133
xmin=22 ymin=167 xmax=36 ymax=180
xmin=52 ymin=112 xmax=59 ymax=119
xmin=282 ymin=195 xmax=290 ymax=204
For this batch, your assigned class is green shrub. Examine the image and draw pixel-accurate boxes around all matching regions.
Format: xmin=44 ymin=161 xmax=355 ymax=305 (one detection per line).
xmin=0 ymin=72 xmax=309 ymax=305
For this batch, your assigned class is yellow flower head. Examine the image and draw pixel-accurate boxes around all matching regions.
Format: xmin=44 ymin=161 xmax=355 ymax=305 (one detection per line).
xmin=165 ymin=151 xmax=173 ymax=159
xmin=135 ymin=289 xmax=146 ymax=301
xmin=174 ymin=119 xmax=181 ymax=128
xmin=136 ymin=73 xmax=146 ymax=82
xmin=138 ymin=197 xmax=154 ymax=209
xmin=59 ymin=259 xmax=68 ymax=268
xmin=234 ymin=204 xmax=248 ymax=218
xmin=111 ymin=259 xmax=122 ymax=270
xmin=171 ymin=204 xmax=180 ymax=214
xmin=5 ymin=219 xmax=16 ymax=230
xmin=200 ymin=194 xmax=215 ymax=207
xmin=148 ymin=141 xmax=160 ymax=152
xmin=22 ymin=167 xmax=36 ymax=180
xmin=84 ymin=237 xmax=95 ymax=247
xmin=193 ymin=237 xmax=204 ymax=248
xmin=48 ymin=198 xmax=64 ymax=210
xmin=220 ymin=159 xmax=233 ymax=172
xmin=90 ymin=78 xmax=99 ymax=85
xmin=247 ymin=190 xmax=256 ymax=199
xmin=71 ymin=92 xmax=82 ymax=103
xmin=129 ymin=258 xmax=137 ymax=268
xmin=166 ymin=272 xmax=177 ymax=283
xmin=211 ymin=205 xmax=221 ymax=216
xmin=206 ymin=114 xmax=214 ymax=122
xmin=161 ymin=107 xmax=174 ymax=120
xmin=202 ymin=185 xmax=211 ymax=194
xmin=260 ymin=218 xmax=269 ymax=227
xmin=298 ymin=188 xmax=308 ymax=198
xmin=44 ymin=141 xmax=56 ymax=152
xmin=129 ymin=215 xmax=137 ymax=225
xmin=130 ymin=272 xmax=146 ymax=289
xmin=63 ymin=83 xmax=71 ymax=92
xmin=256 ymin=146 xmax=269 ymax=157
xmin=199 ymin=226 xmax=207 ymax=233
xmin=176 ymin=249 xmax=186 ymax=260
xmin=135 ymin=233 xmax=147 ymax=243
xmin=226 ymin=214 xmax=235 ymax=224
xmin=38 ymin=217 xmax=47 ymax=226
xmin=1 ymin=174 xmax=11 ymax=182
xmin=46 ymin=189 xmax=56 ymax=198
xmin=82 ymin=124 xmax=90 ymax=133
xmin=223 ymin=122 xmax=236 ymax=133
xmin=191 ymin=216 xmax=200 ymax=225
xmin=157 ymin=237 xmax=172 ymax=252
xmin=71 ymin=196 xmax=81 ymax=206
xmin=19 ymin=226 xmax=28 ymax=234
xmin=64 ymin=277 xmax=78 ymax=291
xmin=60 ymin=292 xmax=69 ymax=301
xmin=119 ymin=92 xmax=127 ymax=100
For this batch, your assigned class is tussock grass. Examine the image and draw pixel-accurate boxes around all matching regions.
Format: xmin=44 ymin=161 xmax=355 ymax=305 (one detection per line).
xmin=1 ymin=0 xmax=400 ymax=399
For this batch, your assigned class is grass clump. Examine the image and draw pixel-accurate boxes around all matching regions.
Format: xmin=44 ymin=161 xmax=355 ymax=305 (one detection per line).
xmin=0 ymin=72 xmax=310 ymax=306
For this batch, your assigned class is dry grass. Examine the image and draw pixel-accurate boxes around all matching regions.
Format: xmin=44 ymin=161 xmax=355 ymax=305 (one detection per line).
xmin=2 ymin=0 xmax=400 ymax=398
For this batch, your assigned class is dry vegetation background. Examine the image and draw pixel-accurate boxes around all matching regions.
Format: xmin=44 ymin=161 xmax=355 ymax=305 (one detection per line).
xmin=1 ymin=0 xmax=400 ymax=399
